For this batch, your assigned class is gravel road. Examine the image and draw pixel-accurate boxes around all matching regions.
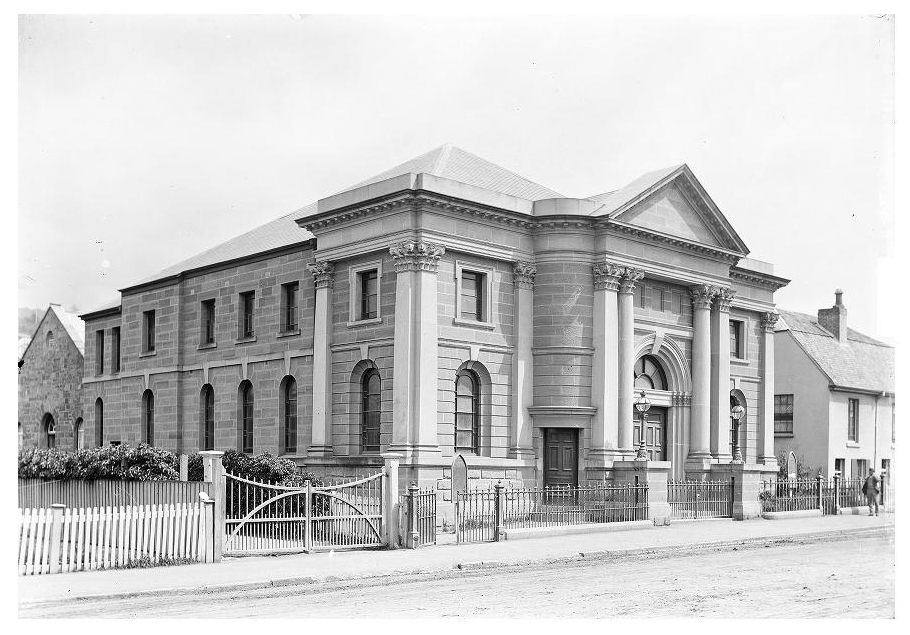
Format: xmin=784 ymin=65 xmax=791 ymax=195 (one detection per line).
xmin=20 ymin=530 xmax=894 ymax=618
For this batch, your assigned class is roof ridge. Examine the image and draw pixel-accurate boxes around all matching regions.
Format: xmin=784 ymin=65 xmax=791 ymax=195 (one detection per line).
xmin=431 ymin=143 xmax=453 ymax=175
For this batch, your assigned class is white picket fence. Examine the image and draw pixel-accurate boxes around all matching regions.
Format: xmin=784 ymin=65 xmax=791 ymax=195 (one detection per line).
xmin=18 ymin=502 xmax=210 ymax=576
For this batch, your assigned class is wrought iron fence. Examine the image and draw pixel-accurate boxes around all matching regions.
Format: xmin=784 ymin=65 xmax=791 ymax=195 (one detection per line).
xmin=668 ymin=479 xmax=733 ymax=519
xmin=400 ymin=486 xmax=436 ymax=548
xmin=759 ymin=478 xmax=822 ymax=513
xmin=456 ymin=481 xmax=649 ymax=544
xmin=837 ymin=477 xmax=865 ymax=509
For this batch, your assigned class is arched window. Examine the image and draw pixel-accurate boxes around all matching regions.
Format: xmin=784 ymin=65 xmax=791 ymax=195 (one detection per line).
xmin=281 ymin=377 xmax=298 ymax=455
xmin=94 ymin=398 xmax=104 ymax=447
xmin=43 ymin=414 xmax=56 ymax=449
xmin=74 ymin=418 xmax=84 ymax=450
xmin=361 ymin=370 xmax=381 ymax=452
xmin=201 ymin=385 xmax=215 ymax=451
xmin=634 ymin=355 xmax=668 ymax=391
xmin=142 ymin=390 xmax=155 ymax=446
xmin=239 ymin=381 xmax=253 ymax=454
xmin=45 ymin=331 xmax=54 ymax=347
xmin=455 ymin=370 xmax=480 ymax=453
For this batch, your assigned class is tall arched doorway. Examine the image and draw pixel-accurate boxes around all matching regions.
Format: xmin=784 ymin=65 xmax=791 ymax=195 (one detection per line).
xmin=632 ymin=355 xmax=669 ymax=461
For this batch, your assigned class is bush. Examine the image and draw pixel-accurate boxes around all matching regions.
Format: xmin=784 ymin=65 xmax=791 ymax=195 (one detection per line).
xmin=18 ymin=444 xmax=179 ymax=481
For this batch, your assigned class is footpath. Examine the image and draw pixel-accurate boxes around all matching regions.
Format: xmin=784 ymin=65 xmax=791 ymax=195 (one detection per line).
xmin=19 ymin=513 xmax=894 ymax=605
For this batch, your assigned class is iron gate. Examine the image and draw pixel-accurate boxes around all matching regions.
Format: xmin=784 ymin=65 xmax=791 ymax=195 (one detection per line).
xmin=223 ymin=471 xmax=385 ymax=555
xmin=668 ymin=479 xmax=734 ymax=519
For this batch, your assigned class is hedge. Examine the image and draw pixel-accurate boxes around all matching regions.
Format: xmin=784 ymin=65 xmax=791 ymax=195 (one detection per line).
xmin=19 ymin=445 xmax=322 ymax=487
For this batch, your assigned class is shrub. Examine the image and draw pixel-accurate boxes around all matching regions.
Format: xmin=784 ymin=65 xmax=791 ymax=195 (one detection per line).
xmin=18 ymin=444 xmax=179 ymax=481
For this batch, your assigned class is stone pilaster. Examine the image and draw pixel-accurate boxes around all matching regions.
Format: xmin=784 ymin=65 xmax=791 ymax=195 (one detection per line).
xmin=389 ymin=240 xmax=445 ymax=458
xmin=759 ymin=311 xmax=779 ymax=466
xmin=687 ymin=284 xmax=716 ymax=465
xmin=510 ymin=261 xmax=537 ymax=459
xmin=710 ymin=287 xmax=735 ymax=462
xmin=308 ymin=260 xmax=335 ymax=456
xmin=618 ymin=267 xmax=644 ymax=456
xmin=590 ymin=262 xmax=624 ymax=463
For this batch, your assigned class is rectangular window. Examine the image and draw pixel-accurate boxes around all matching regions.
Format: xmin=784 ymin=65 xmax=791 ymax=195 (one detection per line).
xmin=774 ymin=394 xmax=794 ymax=435
xmin=652 ymin=287 xmax=665 ymax=312
xmin=281 ymin=282 xmax=299 ymax=332
xmin=851 ymin=458 xmax=868 ymax=479
xmin=201 ymin=299 xmax=216 ymax=345
xmin=143 ymin=310 xmax=156 ymax=353
xmin=847 ymin=398 xmax=859 ymax=442
xmin=834 ymin=458 xmax=845 ymax=477
xmin=634 ymin=284 xmax=645 ymax=309
xmin=111 ymin=327 xmax=121 ymax=373
xmin=461 ymin=270 xmax=485 ymax=322
xmin=239 ymin=291 xmax=255 ymax=339
xmin=730 ymin=320 xmax=744 ymax=358
xmin=95 ymin=330 xmax=104 ymax=375
xmin=359 ymin=269 xmax=379 ymax=320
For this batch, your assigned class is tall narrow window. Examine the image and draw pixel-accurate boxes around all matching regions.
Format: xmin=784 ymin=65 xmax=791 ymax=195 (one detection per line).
xmin=282 ymin=377 xmax=298 ymax=454
xmin=95 ymin=330 xmax=105 ymax=375
xmin=359 ymin=270 xmax=379 ymax=320
xmin=239 ymin=291 xmax=255 ymax=339
xmin=142 ymin=390 xmax=155 ymax=446
xmin=201 ymin=300 xmax=216 ymax=345
xmin=848 ymin=398 xmax=859 ymax=442
xmin=461 ymin=271 xmax=484 ymax=322
xmin=111 ymin=327 xmax=121 ymax=373
xmin=774 ymin=394 xmax=794 ymax=435
xmin=282 ymin=282 xmax=299 ymax=332
xmin=95 ymin=398 xmax=104 ymax=447
xmin=455 ymin=371 xmax=480 ymax=453
xmin=74 ymin=418 xmax=84 ymax=450
xmin=361 ymin=370 xmax=381 ymax=452
xmin=240 ymin=382 xmax=254 ymax=453
xmin=202 ymin=385 xmax=215 ymax=451
xmin=43 ymin=414 xmax=56 ymax=449
xmin=143 ymin=310 xmax=156 ymax=353
xmin=729 ymin=321 xmax=744 ymax=358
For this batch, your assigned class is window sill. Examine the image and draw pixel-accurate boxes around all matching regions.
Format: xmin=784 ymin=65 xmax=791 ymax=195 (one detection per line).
xmin=235 ymin=336 xmax=257 ymax=345
xmin=846 ymin=441 xmax=860 ymax=448
xmin=453 ymin=317 xmax=495 ymax=330
xmin=731 ymin=357 xmax=750 ymax=366
xmin=197 ymin=342 xmax=217 ymax=351
xmin=347 ymin=317 xmax=383 ymax=328
xmin=775 ymin=432 xmax=794 ymax=438
xmin=276 ymin=329 xmax=301 ymax=339
xmin=139 ymin=350 xmax=157 ymax=358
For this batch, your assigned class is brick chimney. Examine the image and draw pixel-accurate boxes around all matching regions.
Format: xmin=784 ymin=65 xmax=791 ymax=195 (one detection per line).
xmin=817 ymin=289 xmax=848 ymax=343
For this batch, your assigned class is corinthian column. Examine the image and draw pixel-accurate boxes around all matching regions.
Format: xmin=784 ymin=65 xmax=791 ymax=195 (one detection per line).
xmin=759 ymin=311 xmax=779 ymax=466
xmin=590 ymin=262 xmax=623 ymax=462
xmin=510 ymin=261 xmax=537 ymax=459
xmin=710 ymin=287 xmax=736 ymax=461
xmin=618 ymin=267 xmax=644 ymax=456
xmin=389 ymin=239 xmax=445 ymax=458
xmin=688 ymin=284 xmax=717 ymax=461
xmin=308 ymin=260 xmax=335 ymax=456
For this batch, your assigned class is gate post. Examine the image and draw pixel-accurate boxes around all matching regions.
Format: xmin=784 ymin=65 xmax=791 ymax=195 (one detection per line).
xmin=304 ymin=480 xmax=312 ymax=552
xmin=49 ymin=504 xmax=65 ymax=574
xmin=407 ymin=481 xmax=419 ymax=549
xmin=833 ymin=472 xmax=841 ymax=514
xmin=816 ymin=473 xmax=824 ymax=512
xmin=200 ymin=451 xmax=225 ymax=562
xmin=494 ymin=480 xmax=504 ymax=542
xmin=382 ymin=453 xmax=401 ymax=549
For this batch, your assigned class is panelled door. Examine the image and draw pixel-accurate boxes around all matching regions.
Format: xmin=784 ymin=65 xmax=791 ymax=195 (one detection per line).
xmin=544 ymin=428 xmax=578 ymax=488
xmin=633 ymin=408 xmax=666 ymax=461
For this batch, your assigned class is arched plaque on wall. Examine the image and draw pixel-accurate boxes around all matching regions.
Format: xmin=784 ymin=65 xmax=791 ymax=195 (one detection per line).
xmin=452 ymin=454 xmax=468 ymax=495
xmin=787 ymin=451 xmax=798 ymax=480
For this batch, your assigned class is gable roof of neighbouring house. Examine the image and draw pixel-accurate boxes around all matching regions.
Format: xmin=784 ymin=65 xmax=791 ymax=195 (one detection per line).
xmin=776 ymin=309 xmax=894 ymax=394
xmin=20 ymin=305 xmax=85 ymax=361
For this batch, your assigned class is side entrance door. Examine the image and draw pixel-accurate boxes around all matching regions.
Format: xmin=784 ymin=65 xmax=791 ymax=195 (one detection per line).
xmin=544 ymin=428 xmax=578 ymax=488
xmin=633 ymin=408 xmax=666 ymax=461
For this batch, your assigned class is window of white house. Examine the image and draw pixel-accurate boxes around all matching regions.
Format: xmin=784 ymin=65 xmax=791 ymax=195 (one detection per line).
xmin=774 ymin=394 xmax=794 ymax=435
xmin=348 ymin=261 xmax=383 ymax=326
xmin=847 ymin=398 xmax=859 ymax=442
xmin=455 ymin=261 xmax=494 ymax=328
xmin=729 ymin=320 xmax=745 ymax=359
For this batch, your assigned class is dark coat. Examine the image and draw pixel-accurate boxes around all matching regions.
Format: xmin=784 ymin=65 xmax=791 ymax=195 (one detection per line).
xmin=862 ymin=474 xmax=880 ymax=496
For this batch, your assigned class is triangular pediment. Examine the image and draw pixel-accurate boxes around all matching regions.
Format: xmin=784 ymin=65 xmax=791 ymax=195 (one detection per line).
xmin=618 ymin=183 xmax=725 ymax=247
xmin=608 ymin=166 xmax=749 ymax=255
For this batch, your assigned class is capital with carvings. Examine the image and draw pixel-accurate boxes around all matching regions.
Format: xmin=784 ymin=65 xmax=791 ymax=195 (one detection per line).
xmin=713 ymin=287 xmax=736 ymax=313
xmin=307 ymin=261 xmax=335 ymax=289
xmin=689 ymin=284 xmax=718 ymax=310
xmin=593 ymin=262 xmax=624 ymax=291
xmin=389 ymin=240 xmax=446 ymax=273
xmin=672 ymin=392 xmax=692 ymax=407
xmin=513 ymin=261 xmax=537 ymax=289
xmin=760 ymin=311 xmax=780 ymax=333
xmin=618 ymin=267 xmax=645 ymax=294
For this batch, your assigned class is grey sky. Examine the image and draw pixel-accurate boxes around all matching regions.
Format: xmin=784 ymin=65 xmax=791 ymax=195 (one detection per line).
xmin=18 ymin=14 xmax=894 ymax=338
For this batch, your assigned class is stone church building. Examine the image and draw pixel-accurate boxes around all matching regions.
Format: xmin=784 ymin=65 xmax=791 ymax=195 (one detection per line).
xmin=80 ymin=145 xmax=788 ymax=495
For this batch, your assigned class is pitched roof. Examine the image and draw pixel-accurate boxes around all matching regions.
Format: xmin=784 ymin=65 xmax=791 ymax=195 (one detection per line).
xmin=586 ymin=165 xmax=684 ymax=216
xmin=777 ymin=309 xmax=893 ymax=393
xmin=341 ymin=144 xmax=565 ymax=202
xmin=20 ymin=305 xmax=85 ymax=361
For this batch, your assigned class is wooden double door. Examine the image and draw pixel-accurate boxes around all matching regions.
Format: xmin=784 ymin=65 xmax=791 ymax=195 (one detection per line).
xmin=633 ymin=408 xmax=667 ymax=461
xmin=544 ymin=428 xmax=578 ymax=488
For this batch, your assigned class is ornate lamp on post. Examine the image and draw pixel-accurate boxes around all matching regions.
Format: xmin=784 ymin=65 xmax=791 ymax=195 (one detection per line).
xmin=731 ymin=403 xmax=746 ymax=463
xmin=634 ymin=390 xmax=651 ymax=460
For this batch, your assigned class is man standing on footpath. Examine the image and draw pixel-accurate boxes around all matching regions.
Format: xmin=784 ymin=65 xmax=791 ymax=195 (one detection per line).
xmin=862 ymin=467 xmax=880 ymax=516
